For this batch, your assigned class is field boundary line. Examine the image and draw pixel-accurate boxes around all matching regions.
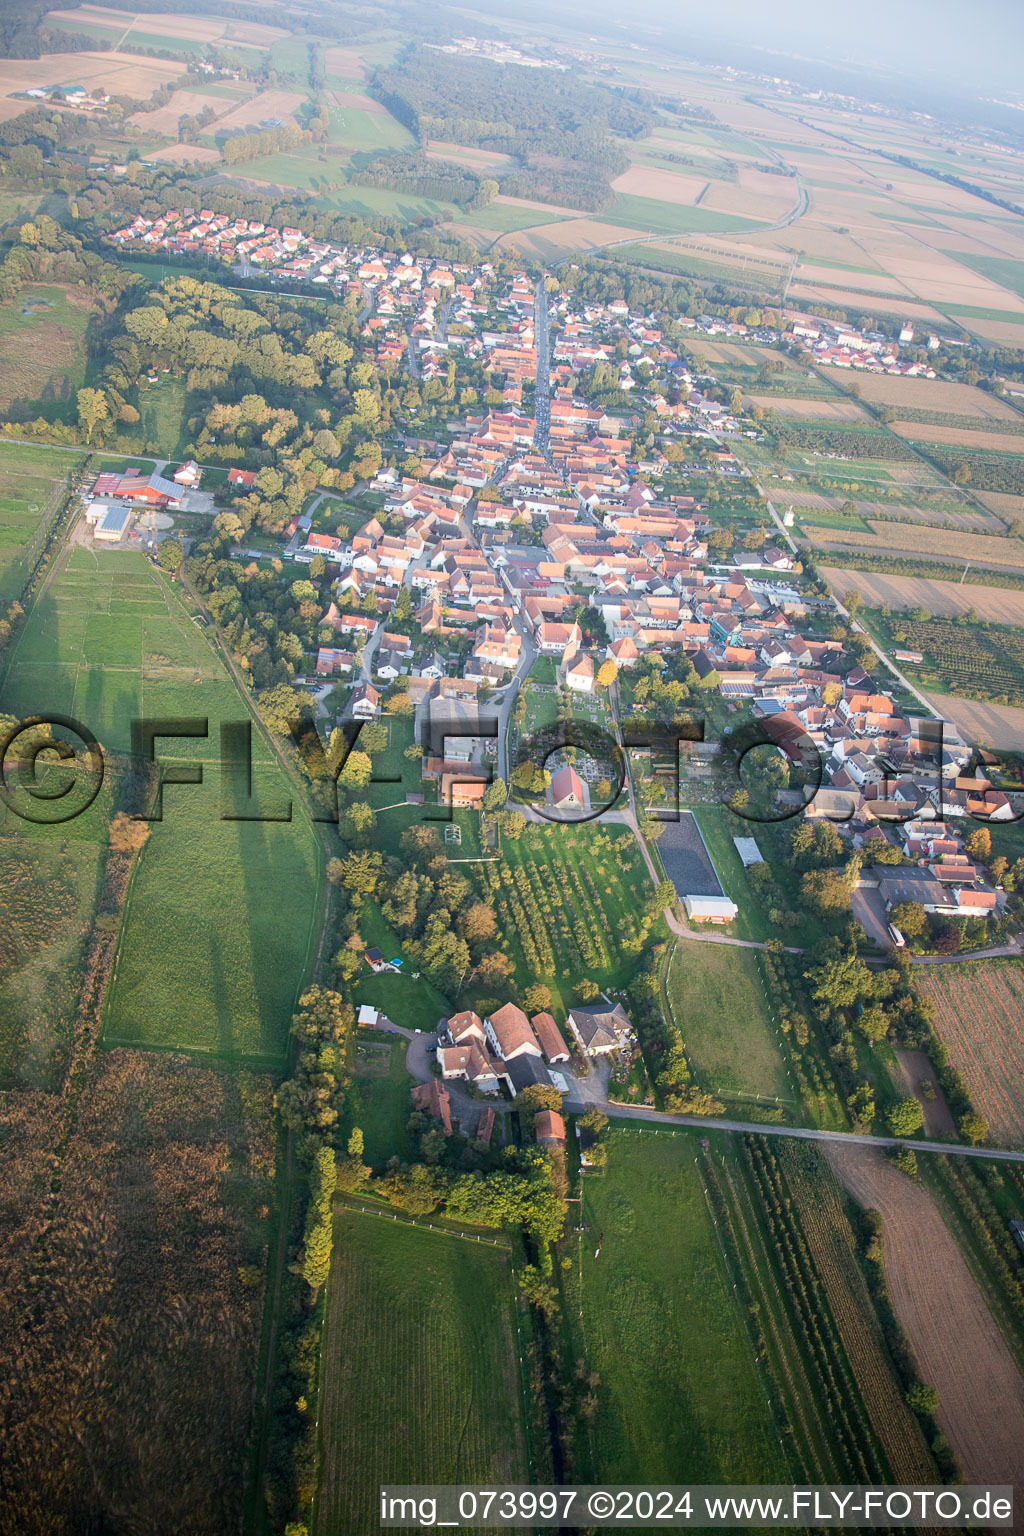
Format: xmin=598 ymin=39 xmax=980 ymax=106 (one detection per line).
xmin=334 ymin=1196 xmax=513 ymax=1249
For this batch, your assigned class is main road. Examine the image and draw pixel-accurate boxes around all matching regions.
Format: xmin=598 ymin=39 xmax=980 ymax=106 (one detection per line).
xmin=533 ymin=278 xmax=552 ymax=458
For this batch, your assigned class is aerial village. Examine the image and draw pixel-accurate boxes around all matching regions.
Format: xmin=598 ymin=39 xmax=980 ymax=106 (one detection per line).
xmin=90 ymin=214 xmax=1017 ymax=1137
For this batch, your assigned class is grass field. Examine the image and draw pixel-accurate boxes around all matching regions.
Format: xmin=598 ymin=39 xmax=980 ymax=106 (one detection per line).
xmin=0 ymin=439 xmax=82 ymax=604
xmin=2 ymin=543 xmax=321 ymax=1061
xmin=663 ymin=942 xmax=790 ymax=1104
xmin=345 ymin=1033 xmax=418 ymax=1171
xmin=315 ymin=1210 xmax=528 ymax=1533
xmin=0 ymin=818 xmax=105 ymax=1086
xmin=454 ymin=202 xmax=567 ymax=233
xmin=572 ymin=1129 xmax=788 ymax=1483
xmin=0 ymin=283 xmax=96 ymax=411
xmin=603 ymin=194 xmax=763 ymax=235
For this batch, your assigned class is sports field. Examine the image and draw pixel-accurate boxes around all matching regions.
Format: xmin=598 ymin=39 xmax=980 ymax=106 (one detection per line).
xmin=4 ymin=544 xmax=320 ymax=1061
xmin=575 ymin=1129 xmax=788 ymax=1483
xmin=315 ymin=1210 xmax=528 ymax=1534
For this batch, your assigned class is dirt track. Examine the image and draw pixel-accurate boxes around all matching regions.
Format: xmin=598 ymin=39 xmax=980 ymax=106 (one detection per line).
xmin=827 ymin=1143 xmax=1024 ymax=1489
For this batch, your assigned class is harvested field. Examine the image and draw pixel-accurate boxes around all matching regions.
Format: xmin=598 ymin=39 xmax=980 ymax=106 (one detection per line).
xmin=828 ymin=1143 xmax=1024 ymax=1488
xmin=110 ymin=10 xmax=234 ymax=42
xmin=493 ymin=193 xmax=585 ymax=217
xmin=977 ymin=490 xmax=1024 ymax=524
xmin=130 ymin=87 xmax=248 ymax=132
xmin=920 ymin=693 xmax=1024 ymax=751
xmin=324 ymin=45 xmax=367 ymax=77
xmin=795 ymin=494 xmax=999 ymax=532
xmin=211 ymin=89 xmax=306 ymax=134
xmin=146 ymin=142 xmax=222 ymax=165
xmin=328 ymin=89 xmax=386 ymax=112
xmin=426 ymin=140 xmax=513 ymax=168
xmin=892 ymin=420 xmax=1024 ymax=454
xmin=611 ymin=164 xmax=706 ymax=202
xmin=821 ymin=568 xmax=1024 ymax=625
xmin=498 ymin=220 xmax=649 ymax=259
xmin=916 ymin=963 xmax=1024 ymax=1148
xmin=700 ymin=178 xmax=798 ymax=222
xmin=806 ymin=522 xmax=1024 ymax=569
xmin=744 ymin=394 xmax=869 ymax=421
xmin=695 ymin=341 xmax=801 ymax=369
xmin=0 ymin=50 xmax=182 ymax=103
xmin=817 ymin=368 xmax=1023 ymax=420
xmin=221 ymin=18 xmax=288 ymax=44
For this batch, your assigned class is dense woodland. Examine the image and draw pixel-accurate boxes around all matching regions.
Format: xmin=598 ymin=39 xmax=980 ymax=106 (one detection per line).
xmin=350 ymin=150 xmax=495 ymax=209
xmin=373 ymin=49 xmax=652 ymax=210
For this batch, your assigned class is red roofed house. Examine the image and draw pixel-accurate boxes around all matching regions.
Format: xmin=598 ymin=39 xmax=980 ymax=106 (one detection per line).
xmin=228 ymin=467 xmax=256 ymax=488
xmin=411 ymin=1078 xmax=453 ymax=1135
xmin=535 ymin=1110 xmax=566 ymax=1146
xmin=485 ymin=1003 xmax=541 ymax=1062
xmin=530 ymin=1012 xmax=570 ymax=1063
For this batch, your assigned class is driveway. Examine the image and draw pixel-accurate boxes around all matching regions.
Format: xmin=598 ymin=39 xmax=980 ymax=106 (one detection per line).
xmin=376 ymin=1021 xmax=507 ymax=1136
xmin=852 ymin=885 xmax=893 ymax=952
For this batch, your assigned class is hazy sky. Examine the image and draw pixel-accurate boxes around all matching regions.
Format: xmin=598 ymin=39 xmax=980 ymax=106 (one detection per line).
xmin=577 ymin=0 xmax=1024 ymax=101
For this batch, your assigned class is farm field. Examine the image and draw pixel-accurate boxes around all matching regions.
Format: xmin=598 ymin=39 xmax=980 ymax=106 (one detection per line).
xmin=663 ymin=941 xmax=790 ymax=1105
xmin=0 ymin=814 xmax=105 ymax=1087
xmin=603 ymin=193 xmax=764 ymax=236
xmin=920 ymin=693 xmax=1024 ymax=751
xmin=315 ymin=1210 xmax=527 ymax=1534
xmin=816 ymin=369 xmax=1024 ymax=420
xmin=891 ymin=420 xmax=1024 ymax=454
xmin=573 ymin=1129 xmax=789 ymax=1484
xmin=857 ymin=608 xmax=1024 ymax=706
xmin=803 ymin=521 xmax=1024 ymax=570
xmin=0 ymin=439 xmax=81 ymax=604
xmin=916 ymin=964 xmax=1024 ymax=1147
xmin=743 ymin=394 xmax=870 ymax=421
xmin=454 ymin=201 xmax=566 ymax=234
xmin=612 ymin=241 xmax=787 ymax=291
xmin=474 ymin=821 xmax=655 ymax=1018
xmin=0 ymin=1046 xmax=275 ymax=1529
xmin=0 ymin=283 xmax=96 ymax=411
xmin=822 ymin=568 xmax=1024 ymax=624
xmin=708 ymin=1138 xmax=935 ymax=1483
xmin=829 ymin=1143 xmax=1024 ymax=1488
xmin=2 ymin=543 xmax=321 ymax=1061
xmin=0 ymin=49 xmax=183 ymax=108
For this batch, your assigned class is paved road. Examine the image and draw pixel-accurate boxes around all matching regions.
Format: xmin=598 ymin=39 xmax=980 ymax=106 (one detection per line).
xmin=377 ymin=1024 xmax=1024 ymax=1162
xmin=594 ymin=1102 xmax=1024 ymax=1163
xmin=534 ymin=278 xmax=552 ymax=459
xmin=830 ymin=591 xmax=937 ymax=716
xmin=496 ymin=624 xmax=538 ymax=780
xmin=759 ymin=484 xmax=799 ymax=555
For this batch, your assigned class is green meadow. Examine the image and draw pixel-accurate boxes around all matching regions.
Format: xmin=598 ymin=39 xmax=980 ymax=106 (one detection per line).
xmin=573 ymin=1129 xmax=789 ymax=1483
xmin=315 ymin=1211 xmax=528 ymax=1533
xmin=4 ymin=544 xmax=320 ymax=1062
